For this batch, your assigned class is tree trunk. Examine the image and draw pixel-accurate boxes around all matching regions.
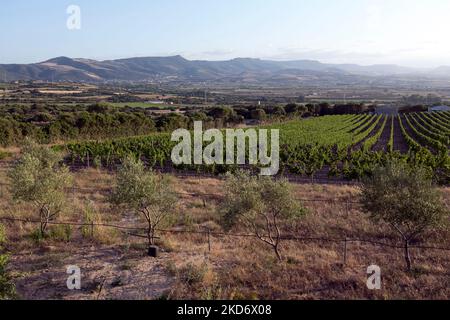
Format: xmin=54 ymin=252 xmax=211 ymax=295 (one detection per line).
xmin=151 ymin=228 xmax=155 ymax=246
xmin=147 ymin=221 xmax=155 ymax=247
xmin=40 ymin=221 xmax=46 ymax=236
xmin=40 ymin=208 xmax=49 ymax=236
xmin=273 ymin=244 xmax=282 ymax=262
xmin=404 ymin=240 xmax=412 ymax=272
xmin=147 ymin=225 xmax=152 ymax=247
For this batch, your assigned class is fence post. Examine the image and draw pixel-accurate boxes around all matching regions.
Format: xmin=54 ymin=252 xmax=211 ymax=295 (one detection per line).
xmin=345 ymin=200 xmax=350 ymax=218
xmin=207 ymin=228 xmax=211 ymax=252
xmin=343 ymin=237 xmax=348 ymax=266
xmin=203 ymin=197 xmax=207 ymax=208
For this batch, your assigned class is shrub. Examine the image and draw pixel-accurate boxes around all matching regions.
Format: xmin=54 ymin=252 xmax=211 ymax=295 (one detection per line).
xmin=8 ymin=140 xmax=73 ymax=236
xmin=361 ymin=161 xmax=449 ymax=271
xmin=81 ymin=201 xmax=97 ymax=240
xmin=49 ymin=225 xmax=73 ymax=242
xmin=221 ymin=171 xmax=306 ymax=261
xmin=0 ymin=224 xmax=6 ymax=246
xmin=110 ymin=156 xmax=178 ymax=249
xmin=0 ymin=224 xmax=16 ymax=300
xmin=0 ymin=150 xmax=11 ymax=160
xmin=178 ymin=262 xmax=209 ymax=286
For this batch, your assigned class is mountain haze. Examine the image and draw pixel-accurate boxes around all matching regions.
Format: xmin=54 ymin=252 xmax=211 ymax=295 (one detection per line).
xmin=0 ymin=56 xmax=448 ymax=83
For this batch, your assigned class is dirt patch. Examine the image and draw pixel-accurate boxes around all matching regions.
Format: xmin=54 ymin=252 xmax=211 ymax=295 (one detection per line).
xmin=10 ymin=244 xmax=175 ymax=300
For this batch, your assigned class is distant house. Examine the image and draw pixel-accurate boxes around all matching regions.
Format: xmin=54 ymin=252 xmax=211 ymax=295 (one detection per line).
xmin=428 ymin=105 xmax=450 ymax=112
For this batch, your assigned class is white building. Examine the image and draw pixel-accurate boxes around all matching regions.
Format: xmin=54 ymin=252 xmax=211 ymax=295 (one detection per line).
xmin=428 ymin=105 xmax=450 ymax=112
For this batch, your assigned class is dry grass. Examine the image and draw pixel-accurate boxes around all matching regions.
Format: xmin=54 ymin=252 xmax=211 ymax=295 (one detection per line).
xmin=0 ymin=166 xmax=449 ymax=300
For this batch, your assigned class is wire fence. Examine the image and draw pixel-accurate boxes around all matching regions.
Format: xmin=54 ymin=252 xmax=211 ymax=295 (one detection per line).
xmin=0 ymin=161 xmax=358 ymax=186
xmin=1 ymin=161 xmax=450 ymax=265
xmin=1 ymin=216 xmax=449 ymax=254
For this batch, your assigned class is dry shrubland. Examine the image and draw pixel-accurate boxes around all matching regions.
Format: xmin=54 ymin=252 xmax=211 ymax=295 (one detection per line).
xmin=0 ymin=165 xmax=449 ymax=300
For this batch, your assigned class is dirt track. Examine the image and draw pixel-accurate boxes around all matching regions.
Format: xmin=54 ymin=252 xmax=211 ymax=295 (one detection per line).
xmin=372 ymin=116 xmax=391 ymax=152
xmin=393 ymin=116 xmax=409 ymax=153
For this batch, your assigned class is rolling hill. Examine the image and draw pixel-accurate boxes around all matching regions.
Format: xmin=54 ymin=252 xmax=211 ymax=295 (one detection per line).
xmin=0 ymin=55 xmax=448 ymax=84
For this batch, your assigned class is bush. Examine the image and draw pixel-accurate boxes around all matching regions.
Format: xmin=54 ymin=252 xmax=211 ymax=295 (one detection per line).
xmin=0 ymin=224 xmax=16 ymax=300
xmin=361 ymin=161 xmax=449 ymax=271
xmin=0 ymin=150 xmax=10 ymax=160
xmin=221 ymin=171 xmax=306 ymax=261
xmin=81 ymin=201 xmax=107 ymax=242
xmin=49 ymin=225 xmax=73 ymax=242
xmin=178 ymin=262 xmax=209 ymax=286
xmin=30 ymin=228 xmax=46 ymax=244
xmin=110 ymin=156 xmax=178 ymax=249
xmin=0 ymin=224 xmax=6 ymax=246
xmin=8 ymin=140 xmax=73 ymax=236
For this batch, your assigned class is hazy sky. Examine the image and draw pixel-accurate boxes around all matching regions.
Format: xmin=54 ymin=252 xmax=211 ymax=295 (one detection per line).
xmin=1 ymin=0 xmax=450 ymax=67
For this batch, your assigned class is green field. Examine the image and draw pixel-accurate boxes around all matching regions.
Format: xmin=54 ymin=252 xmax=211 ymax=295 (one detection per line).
xmin=64 ymin=113 xmax=450 ymax=183
xmin=109 ymin=102 xmax=177 ymax=109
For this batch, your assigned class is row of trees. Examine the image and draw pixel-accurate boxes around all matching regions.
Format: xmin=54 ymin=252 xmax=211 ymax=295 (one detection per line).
xmin=0 ymin=111 xmax=156 ymax=147
xmin=5 ymin=142 xmax=449 ymax=271
xmin=0 ymin=104 xmax=255 ymax=146
xmin=0 ymin=101 xmax=376 ymax=147
xmin=239 ymin=102 xmax=372 ymax=119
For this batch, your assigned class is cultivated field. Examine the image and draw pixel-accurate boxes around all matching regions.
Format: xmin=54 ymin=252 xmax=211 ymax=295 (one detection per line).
xmin=1 ymin=109 xmax=449 ymax=301
xmin=65 ymin=112 xmax=450 ymax=183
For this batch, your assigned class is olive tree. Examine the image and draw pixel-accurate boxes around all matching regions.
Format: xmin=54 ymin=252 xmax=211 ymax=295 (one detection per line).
xmin=110 ymin=156 xmax=178 ymax=249
xmin=221 ymin=171 xmax=306 ymax=261
xmin=8 ymin=140 xmax=72 ymax=236
xmin=361 ymin=161 xmax=449 ymax=271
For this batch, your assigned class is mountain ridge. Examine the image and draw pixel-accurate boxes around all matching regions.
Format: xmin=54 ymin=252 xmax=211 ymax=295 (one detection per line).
xmin=0 ymin=55 xmax=448 ymax=83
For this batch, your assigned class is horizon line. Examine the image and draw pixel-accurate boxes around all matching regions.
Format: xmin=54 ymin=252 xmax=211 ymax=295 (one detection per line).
xmin=0 ymin=54 xmax=445 ymax=70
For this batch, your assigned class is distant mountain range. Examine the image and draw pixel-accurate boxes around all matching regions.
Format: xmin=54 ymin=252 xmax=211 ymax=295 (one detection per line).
xmin=0 ymin=55 xmax=449 ymax=84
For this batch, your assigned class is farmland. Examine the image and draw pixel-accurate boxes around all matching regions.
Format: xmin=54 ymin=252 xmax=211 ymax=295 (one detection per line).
xmin=4 ymin=0 xmax=450 ymax=306
xmin=64 ymin=112 xmax=450 ymax=184
xmin=108 ymin=102 xmax=177 ymax=109
xmin=1 ymin=83 xmax=450 ymax=302
xmin=1 ymin=105 xmax=449 ymax=301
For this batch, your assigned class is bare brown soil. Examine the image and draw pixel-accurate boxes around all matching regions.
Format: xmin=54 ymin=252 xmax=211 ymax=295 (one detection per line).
xmin=393 ymin=117 xmax=409 ymax=153
xmin=372 ymin=116 xmax=392 ymax=152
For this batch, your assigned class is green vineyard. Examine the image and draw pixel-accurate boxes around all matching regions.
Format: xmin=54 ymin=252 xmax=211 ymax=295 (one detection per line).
xmin=63 ymin=112 xmax=450 ymax=184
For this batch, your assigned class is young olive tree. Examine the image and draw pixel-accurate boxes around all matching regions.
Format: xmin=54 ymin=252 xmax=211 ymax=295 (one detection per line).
xmin=8 ymin=140 xmax=72 ymax=236
xmin=110 ymin=156 xmax=178 ymax=249
xmin=361 ymin=161 xmax=449 ymax=271
xmin=221 ymin=171 xmax=306 ymax=261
